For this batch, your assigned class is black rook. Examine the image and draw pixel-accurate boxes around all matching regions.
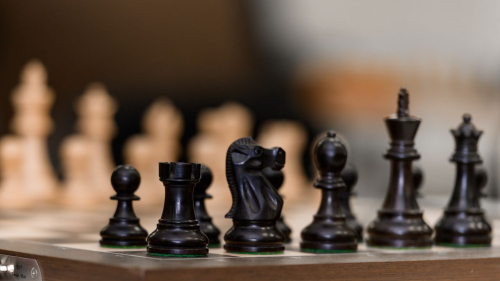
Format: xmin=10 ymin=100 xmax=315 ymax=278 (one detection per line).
xmin=147 ymin=162 xmax=209 ymax=257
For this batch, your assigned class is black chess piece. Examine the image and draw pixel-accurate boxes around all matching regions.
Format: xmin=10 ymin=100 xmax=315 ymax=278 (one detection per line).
xmin=300 ymin=131 xmax=358 ymax=253
xmin=367 ymin=88 xmax=433 ymax=249
xmin=194 ymin=165 xmax=221 ymax=248
xmin=224 ymin=137 xmax=286 ymax=254
xmin=100 ymin=165 xmax=148 ymax=248
xmin=413 ymin=165 xmax=424 ymax=198
xmin=262 ymin=167 xmax=292 ymax=243
xmin=476 ymin=165 xmax=487 ymax=199
xmin=147 ymin=162 xmax=209 ymax=256
xmin=339 ymin=163 xmax=363 ymax=242
xmin=434 ymin=114 xmax=492 ymax=247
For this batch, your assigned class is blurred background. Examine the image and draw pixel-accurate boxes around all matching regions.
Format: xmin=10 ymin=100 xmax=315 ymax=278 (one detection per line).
xmin=1 ymin=0 xmax=499 ymax=203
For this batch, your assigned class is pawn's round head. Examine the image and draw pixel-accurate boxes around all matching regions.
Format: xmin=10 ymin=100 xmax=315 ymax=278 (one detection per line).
xmin=314 ymin=131 xmax=348 ymax=176
xmin=111 ymin=165 xmax=141 ymax=194
xmin=341 ymin=163 xmax=358 ymax=192
xmin=197 ymin=165 xmax=213 ymax=192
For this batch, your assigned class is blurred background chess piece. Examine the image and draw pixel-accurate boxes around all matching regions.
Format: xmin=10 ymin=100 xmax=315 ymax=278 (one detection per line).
xmin=123 ymin=98 xmax=184 ymax=205
xmin=9 ymin=60 xmax=59 ymax=204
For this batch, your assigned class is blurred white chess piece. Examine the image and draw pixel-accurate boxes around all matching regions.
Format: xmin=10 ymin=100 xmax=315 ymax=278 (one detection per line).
xmin=123 ymin=98 xmax=184 ymax=205
xmin=9 ymin=60 xmax=59 ymax=204
xmin=60 ymin=135 xmax=96 ymax=209
xmin=0 ymin=136 xmax=33 ymax=209
xmin=75 ymin=83 xmax=118 ymax=201
xmin=188 ymin=102 xmax=254 ymax=211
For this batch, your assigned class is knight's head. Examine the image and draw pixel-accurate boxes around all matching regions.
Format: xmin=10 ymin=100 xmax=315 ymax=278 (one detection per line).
xmin=225 ymin=137 xmax=286 ymax=219
xmin=228 ymin=137 xmax=285 ymax=171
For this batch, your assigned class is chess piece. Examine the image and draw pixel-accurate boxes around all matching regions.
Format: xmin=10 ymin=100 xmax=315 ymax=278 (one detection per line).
xmin=194 ymin=165 xmax=221 ymax=247
xmin=76 ymin=83 xmax=118 ymax=200
xmin=339 ymin=163 xmax=363 ymax=242
xmin=0 ymin=136 xmax=32 ymax=209
xmin=123 ymin=136 xmax=158 ymax=205
xmin=262 ymin=167 xmax=292 ymax=243
xmin=100 ymin=165 xmax=148 ymax=248
xmin=224 ymin=137 xmax=286 ymax=254
xmin=60 ymin=135 xmax=96 ymax=208
xmin=301 ymin=131 xmax=358 ymax=253
xmin=10 ymin=60 xmax=59 ymax=203
xmin=413 ymin=165 xmax=424 ymax=198
xmin=188 ymin=102 xmax=254 ymax=212
xmin=258 ymin=121 xmax=308 ymax=202
xmin=475 ymin=165 xmax=487 ymax=198
xmin=434 ymin=114 xmax=492 ymax=247
xmin=367 ymin=88 xmax=432 ymax=248
xmin=147 ymin=162 xmax=208 ymax=256
xmin=124 ymin=99 xmax=184 ymax=205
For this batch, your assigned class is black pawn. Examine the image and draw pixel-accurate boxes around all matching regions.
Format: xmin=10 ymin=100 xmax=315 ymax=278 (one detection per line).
xmin=434 ymin=114 xmax=492 ymax=247
xmin=367 ymin=88 xmax=433 ymax=249
xmin=339 ymin=163 xmax=363 ymax=242
xmin=194 ymin=165 xmax=221 ymax=248
xmin=300 ymin=131 xmax=358 ymax=253
xmin=262 ymin=167 xmax=292 ymax=243
xmin=100 ymin=165 xmax=148 ymax=248
xmin=147 ymin=162 xmax=209 ymax=256
xmin=413 ymin=165 xmax=424 ymax=198
xmin=476 ymin=165 xmax=487 ymax=199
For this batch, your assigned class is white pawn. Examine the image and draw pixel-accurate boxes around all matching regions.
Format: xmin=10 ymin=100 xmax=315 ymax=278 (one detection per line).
xmin=60 ymin=135 xmax=96 ymax=209
xmin=123 ymin=98 xmax=183 ymax=205
xmin=0 ymin=136 xmax=32 ymax=209
xmin=76 ymin=83 xmax=118 ymax=200
xmin=10 ymin=60 xmax=59 ymax=203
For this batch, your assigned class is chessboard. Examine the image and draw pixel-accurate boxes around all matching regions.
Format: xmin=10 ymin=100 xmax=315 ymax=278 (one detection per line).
xmin=1 ymin=197 xmax=500 ymax=281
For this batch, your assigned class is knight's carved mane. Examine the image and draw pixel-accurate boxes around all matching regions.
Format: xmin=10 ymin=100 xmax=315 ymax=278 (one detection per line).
xmin=225 ymin=137 xmax=256 ymax=218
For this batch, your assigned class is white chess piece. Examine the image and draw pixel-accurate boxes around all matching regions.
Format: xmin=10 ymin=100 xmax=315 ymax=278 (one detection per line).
xmin=60 ymin=135 xmax=97 ymax=209
xmin=123 ymin=98 xmax=184 ymax=205
xmin=10 ymin=60 xmax=59 ymax=203
xmin=188 ymin=102 xmax=254 ymax=210
xmin=0 ymin=136 xmax=33 ymax=209
xmin=76 ymin=83 xmax=118 ymax=200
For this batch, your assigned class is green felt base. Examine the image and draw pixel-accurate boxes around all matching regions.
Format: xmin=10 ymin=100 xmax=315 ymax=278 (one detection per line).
xmin=227 ymin=251 xmax=284 ymax=255
xmin=436 ymin=243 xmax=491 ymax=248
xmin=368 ymin=245 xmax=432 ymax=250
xmin=148 ymin=252 xmax=206 ymax=258
xmin=100 ymin=244 xmax=146 ymax=249
xmin=301 ymin=248 xmax=357 ymax=254
xmin=208 ymin=244 xmax=221 ymax=248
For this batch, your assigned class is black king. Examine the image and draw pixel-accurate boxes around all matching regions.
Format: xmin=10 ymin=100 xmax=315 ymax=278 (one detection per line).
xmin=367 ymin=88 xmax=433 ymax=248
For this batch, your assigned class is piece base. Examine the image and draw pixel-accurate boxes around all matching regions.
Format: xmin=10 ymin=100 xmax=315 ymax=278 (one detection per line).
xmin=301 ymin=248 xmax=357 ymax=254
xmin=366 ymin=236 xmax=433 ymax=249
xmin=300 ymin=241 xmax=358 ymax=252
xmin=436 ymin=242 xmax=491 ymax=248
xmin=368 ymin=245 xmax=432 ymax=250
xmin=99 ymin=239 xmax=147 ymax=247
xmin=226 ymin=251 xmax=284 ymax=255
xmin=224 ymin=243 xmax=284 ymax=254
xmin=148 ymin=252 xmax=206 ymax=258
xmin=147 ymin=246 xmax=209 ymax=256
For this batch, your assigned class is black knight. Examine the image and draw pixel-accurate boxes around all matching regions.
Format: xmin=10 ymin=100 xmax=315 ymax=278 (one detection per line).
xmin=224 ymin=137 xmax=286 ymax=254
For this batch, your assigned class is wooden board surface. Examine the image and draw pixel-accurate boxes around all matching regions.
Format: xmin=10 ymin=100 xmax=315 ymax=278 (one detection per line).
xmin=1 ymin=197 xmax=500 ymax=280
